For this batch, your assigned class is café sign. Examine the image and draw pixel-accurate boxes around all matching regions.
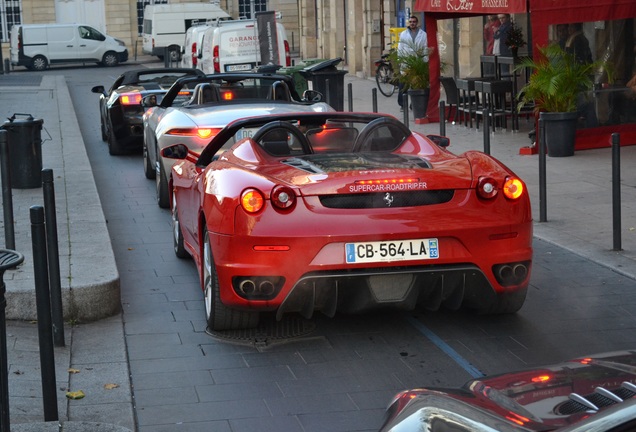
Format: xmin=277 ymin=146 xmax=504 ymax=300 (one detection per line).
xmin=414 ymin=0 xmax=527 ymax=13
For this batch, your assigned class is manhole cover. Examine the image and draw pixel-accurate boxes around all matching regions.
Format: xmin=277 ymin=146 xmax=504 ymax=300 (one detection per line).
xmin=207 ymin=314 xmax=316 ymax=347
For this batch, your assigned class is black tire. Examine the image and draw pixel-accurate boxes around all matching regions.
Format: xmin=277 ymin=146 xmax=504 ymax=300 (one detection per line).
xmin=168 ymin=47 xmax=181 ymax=62
xmin=143 ymin=140 xmax=155 ymax=179
xmin=156 ymin=158 xmax=170 ymax=208
xmin=107 ymin=120 xmax=125 ymax=155
xmin=202 ymin=231 xmax=259 ymax=331
xmin=477 ymin=287 xmax=528 ymax=314
xmin=376 ymin=63 xmax=396 ymax=97
xmin=172 ymin=192 xmax=189 ymax=259
xmin=102 ymin=51 xmax=119 ymax=67
xmin=100 ymin=115 xmax=107 ymax=142
xmin=31 ymin=55 xmax=47 ymax=71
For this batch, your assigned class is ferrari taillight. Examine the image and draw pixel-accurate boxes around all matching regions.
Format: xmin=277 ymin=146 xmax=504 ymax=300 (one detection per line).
xmin=477 ymin=176 xmax=497 ymax=199
xmin=121 ymin=93 xmax=142 ymax=106
xmin=503 ymin=177 xmax=524 ymax=200
xmin=241 ymin=189 xmax=264 ymax=213
xmin=271 ymin=185 xmax=296 ymax=210
xmin=221 ymin=91 xmax=234 ymax=101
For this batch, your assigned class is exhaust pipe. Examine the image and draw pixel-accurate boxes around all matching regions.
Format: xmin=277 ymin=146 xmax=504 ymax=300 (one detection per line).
xmin=239 ymin=279 xmax=256 ymax=295
xmin=513 ymin=264 xmax=528 ymax=281
xmin=259 ymin=280 xmax=275 ymax=296
xmin=497 ymin=265 xmax=513 ymax=283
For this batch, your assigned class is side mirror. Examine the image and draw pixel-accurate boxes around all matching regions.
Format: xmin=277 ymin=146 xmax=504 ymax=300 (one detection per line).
xmin=91 ymin=85 xmax=106 ymax=95
xmin=141 ymin=94 xmax=158 ymax=108
xmin=426 ymin=134 xmax=450 ymax=148
xmin=161 ymin=143 xmax=189 ymax=160
xmin=302 ymin=89 xmax=323 ymax=103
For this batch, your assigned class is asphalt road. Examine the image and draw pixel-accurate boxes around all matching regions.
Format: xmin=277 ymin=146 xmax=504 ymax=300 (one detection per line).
xmin=56 ymin=62 xmax=636 ymax=431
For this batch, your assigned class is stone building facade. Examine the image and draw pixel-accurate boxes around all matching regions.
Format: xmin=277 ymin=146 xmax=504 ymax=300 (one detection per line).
xmin=2 ymin=0 xmax=411 ymax=78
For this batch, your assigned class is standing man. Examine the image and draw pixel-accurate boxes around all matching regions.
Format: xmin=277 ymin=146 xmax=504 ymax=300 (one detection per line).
xmin=397 ymin=15 xmax=428 ymax=111
xmin=493 ymin=14 xmax=512 ymax=57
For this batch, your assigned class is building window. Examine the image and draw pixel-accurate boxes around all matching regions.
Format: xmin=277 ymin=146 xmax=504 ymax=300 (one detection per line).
xmin=136 ymin=0 xmax=168 ymax=35
xmin=238 ymin=0 xmax=267 ymax=19
xmin=1 ymin=0 xmax=21 ymax=43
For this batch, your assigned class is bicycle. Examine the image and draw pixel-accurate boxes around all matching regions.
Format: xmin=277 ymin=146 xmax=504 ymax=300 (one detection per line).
xmin=374 ymin=53 xmax=398 ymax=97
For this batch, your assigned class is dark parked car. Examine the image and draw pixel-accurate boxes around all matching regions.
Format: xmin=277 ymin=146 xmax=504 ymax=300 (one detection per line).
xmin=380 ymin=350 xmax=636 ymax=431
xmin=91 ymin=67 xmax=204 ymax=155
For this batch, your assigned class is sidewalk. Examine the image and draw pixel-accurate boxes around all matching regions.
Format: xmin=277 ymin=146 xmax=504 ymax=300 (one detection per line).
xmin=0 ymin=62 xmax=634 ymax=430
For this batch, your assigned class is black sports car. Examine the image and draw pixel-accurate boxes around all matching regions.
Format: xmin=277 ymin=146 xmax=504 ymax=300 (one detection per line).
xmin=379 ymin=350 xmax=636 ymax=431
xmin=91 ymin=68 xmax=204 ymax=155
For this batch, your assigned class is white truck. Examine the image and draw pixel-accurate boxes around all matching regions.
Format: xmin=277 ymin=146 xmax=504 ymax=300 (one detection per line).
xmin=198 ymin=18 xmax=290 ymax=74
xmin=142 ymin=3 xmax=230 ymax=61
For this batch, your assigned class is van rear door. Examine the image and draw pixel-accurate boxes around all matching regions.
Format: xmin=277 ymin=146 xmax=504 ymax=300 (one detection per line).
xmin=47 ymin=26 xmax=79 ymax=61
xmin=219 ymin=23 xmax=259 ymax=72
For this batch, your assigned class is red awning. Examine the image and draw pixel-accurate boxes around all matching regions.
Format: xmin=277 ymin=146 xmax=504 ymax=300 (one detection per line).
xmin=414 ymin=0 xmax=527 ymax=17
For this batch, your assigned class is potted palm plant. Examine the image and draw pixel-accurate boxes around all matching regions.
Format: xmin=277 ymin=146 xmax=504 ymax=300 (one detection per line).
xmin=515 ymin=43 xmax=608 ymax=157
xmin=395 ymin=44 xmax=431 ymax=119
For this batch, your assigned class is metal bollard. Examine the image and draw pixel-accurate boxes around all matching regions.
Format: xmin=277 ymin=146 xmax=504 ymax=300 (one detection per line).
xmin=611 ymin=133 xmax=621 ymax=251
xmin=0 ymin=131 xmax=15 ymax=250
xmin=372 ymin=88 xmax=378 ymax=113
xmin=439 ymin=101 xmax=446 ymax=137
xmin=0 ymin=248 xmax=24 ymax=430
xmin=325 ymin=78 xmax=331 ymax=109
xmin=538 ymin=115 xmax=547 ymax=222
xmin=42 ymin=169 xmax=64 ymax=347
xmin=348 ymin=83 xmax=353 ymax=112
xmin=164 ymin=47 xmax=170 ymax=68
xmin=3 ymin=59 xmax=9 ymax=75
xmin=30 ymin=206 xmax=59 ymax=422
xmin=402 ymin=93 xmax=409 ymax=128
xmin=482 ymin=109 xmax=490 ymax=155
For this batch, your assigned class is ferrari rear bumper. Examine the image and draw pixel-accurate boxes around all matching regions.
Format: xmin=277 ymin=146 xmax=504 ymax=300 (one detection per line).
xmin=274 ymin=262 xmax=530 ymax=320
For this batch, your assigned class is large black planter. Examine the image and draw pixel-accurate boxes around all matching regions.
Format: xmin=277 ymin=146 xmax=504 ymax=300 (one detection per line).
xmin=408 ymin=89 xmax=429 ymax=119
xmin=541 ymin=111 xmax=578 ymax=157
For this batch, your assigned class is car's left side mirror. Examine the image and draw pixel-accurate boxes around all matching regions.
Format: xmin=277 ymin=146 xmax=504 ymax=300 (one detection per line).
xmin=161 ymin=143 xmax=189 ymax=160
xmin=302 ymin=89 xmax=323 ymax=103
xmin=91 ymin=85 xmax=106 ymax=96
xmin=427 ymin=134 xmax=450 ymax=148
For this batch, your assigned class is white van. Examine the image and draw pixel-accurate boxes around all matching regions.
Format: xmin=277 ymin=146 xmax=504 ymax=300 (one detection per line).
xmin=198 ymin=19 xmax=290 ymax=74
xmin=10 ymin=24 xmax=128 ymax=71
xmin=180 ymin=23 xmax=211 ymax=69
xmin=142 ymin=3 xmax=230 ymax=61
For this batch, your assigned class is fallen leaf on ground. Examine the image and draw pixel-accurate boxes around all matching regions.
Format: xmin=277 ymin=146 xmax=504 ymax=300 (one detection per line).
xmin=66 ymin=390 xmax=85 ymax=400
xmin=68 ymin=368 xmax=80 ymax=374
xmin=104 ymin=383 xmax=120 ymax=390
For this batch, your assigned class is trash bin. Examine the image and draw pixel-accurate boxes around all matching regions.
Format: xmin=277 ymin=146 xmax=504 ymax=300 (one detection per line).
xmin=1 ymin=114 xmax=44 ymax=189
xmin=299 ymin=58 xmax=347 ymax=111
xmin=278 ymin=58 xmax=325 ymax=97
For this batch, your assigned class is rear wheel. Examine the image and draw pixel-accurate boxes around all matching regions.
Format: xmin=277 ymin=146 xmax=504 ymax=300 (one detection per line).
xmin=107 ymin=120 xmax=125 ymax=155
xmin=143 ymin=140 xmax=155 ymax=179
xmin=172 ymin=192 xmax=188 ymax=259
xmin=156 ymin=157 xmax=170 ymax=208
xmin=102 ymin=51 xmax=119 ymax=67
xmin=31 ymin=55 xmax=48 ymax=71
xmin=202 ymin=231 xmax=259 ymax=331
xmin=376 ymin=63 xmax=396 ymax=97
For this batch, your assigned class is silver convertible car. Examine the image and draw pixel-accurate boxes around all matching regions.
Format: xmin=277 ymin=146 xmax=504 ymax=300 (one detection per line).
xmin=141 ymin=73 xmax=333 ymax=208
